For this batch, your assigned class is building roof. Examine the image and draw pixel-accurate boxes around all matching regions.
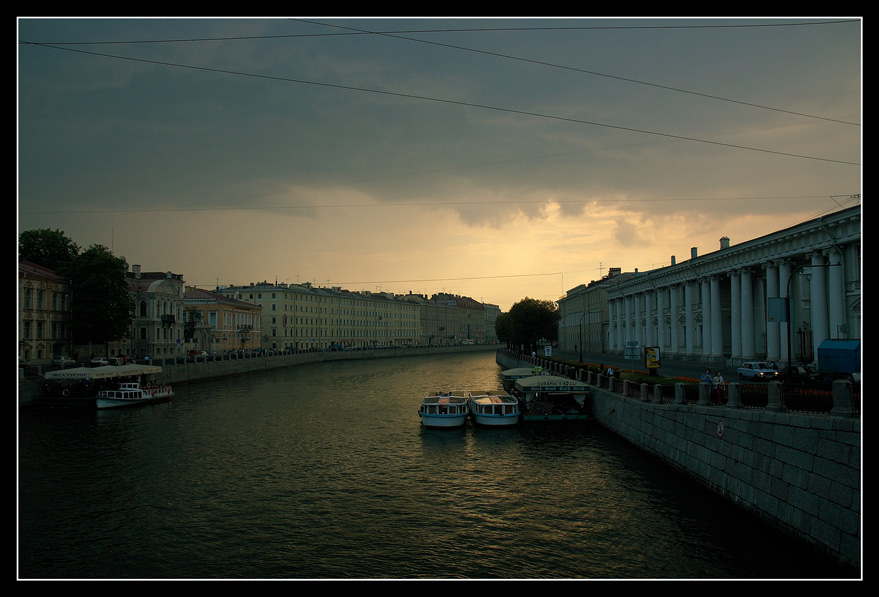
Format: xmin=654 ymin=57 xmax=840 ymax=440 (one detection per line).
xmin=19 ymin=259 xmax=67 ymax=282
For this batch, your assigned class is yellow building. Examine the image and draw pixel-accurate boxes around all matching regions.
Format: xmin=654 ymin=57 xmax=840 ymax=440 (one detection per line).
xmin=183 ymin=287 xmax=262 ymax=354
xmin=18 ymin=260 xmax=72 ymax=365
xmin=217 ymin=282 xmax=421 ymax=351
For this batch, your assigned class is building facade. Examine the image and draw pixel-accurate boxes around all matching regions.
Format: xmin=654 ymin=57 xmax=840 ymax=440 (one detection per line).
xmin=604 ymin=206 xmax=860 ymax=366
xmin=217 ymin=282 xmax=422 ymax=351
xmin=117 ymin=265 xmax=186 ymax=360
xmin=558 ymin=268 xmax=636 ymax=356
xmin=18 ymin=260 xmax=72 ymax=364
xmin=183 ymin=287 xmax=262 ymax=353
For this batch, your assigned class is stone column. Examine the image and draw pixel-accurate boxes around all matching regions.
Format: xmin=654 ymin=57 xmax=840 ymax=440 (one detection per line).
xmin=827 ymin=248 xmax=845 ymax=338
xmin=701 ymin=278 xmax=711 ymax=356
xmin=624 ymin=295 xmax=633 ymax=348
xmin=741 ymin=268 xmax=755 ymax=360
xmin=779 ymin=260 xmax=792 ymax=364
xmin=669 ymin=285 xmax=680 ymax=354
xmin=730 ymin=271 xmax=742 ymax=360
xmin=656 ymin=288 xmax=666 ymax=352
xmin=635 ymin=293 xmax=644 ymax=348
xmin=811 ymin=252 xmax=829 ymax=355
xmin=607 ymin=298 xmax=616 ymax=352
xmin=710 ymin=276 xmax=724 ymax=358
xmin=765 ymin=261 xmax=781 ymax=362
xmin=685 ymin=281 xmax=695 ymax=355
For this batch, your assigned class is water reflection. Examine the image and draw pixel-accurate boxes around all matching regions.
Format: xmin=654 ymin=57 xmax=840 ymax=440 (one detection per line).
xmin=20 ymin=352 xmax=852 ymax=579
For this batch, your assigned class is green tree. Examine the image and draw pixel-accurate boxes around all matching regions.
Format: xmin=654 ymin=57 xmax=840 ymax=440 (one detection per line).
xmin=495 ymin=312 xmax=513 ymax=348
xmin=18 ymin=228 xmax=80 ymax=273
xmin=66 ymin=244 xmax=133 ymax=346
xmin=504 ymin=297 xmax=559 ymax=354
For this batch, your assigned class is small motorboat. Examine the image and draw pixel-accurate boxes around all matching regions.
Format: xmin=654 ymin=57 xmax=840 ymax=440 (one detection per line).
xmin=95 ymin=382 xmax=174 ymax=409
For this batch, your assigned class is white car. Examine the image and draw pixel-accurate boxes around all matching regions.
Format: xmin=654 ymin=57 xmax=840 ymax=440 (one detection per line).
xmin=737 ymin=361 xmax=779 ymax=380
xmin=91 ymin=357 xmax=109 ymax=366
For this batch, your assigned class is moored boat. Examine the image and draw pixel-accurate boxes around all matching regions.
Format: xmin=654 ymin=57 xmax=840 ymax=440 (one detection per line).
xmin=95 ymin=382 xmax=174 ymax=409
xmin=500 ymin=366 xmax=546 ymax=391
xmin=418 ymin=391 xmax=469 ymax=429
xmin=512 ymin=375 xmax=589 ymax=422
xmin=39 ymin=364 xmax=168 ymax=408
xmin=468 ymin=390 xmax=520 ymax=427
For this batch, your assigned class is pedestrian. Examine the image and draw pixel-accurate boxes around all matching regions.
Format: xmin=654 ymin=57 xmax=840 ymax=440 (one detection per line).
xmin=606 ymin=366 xmax=614 ymax=379
xmin=700 ymin=369 xmax=712 ymax=384
xmin=712 ymin=371 xmax=725 ymax=405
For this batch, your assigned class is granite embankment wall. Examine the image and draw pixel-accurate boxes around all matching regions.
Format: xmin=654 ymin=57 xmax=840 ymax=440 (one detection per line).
xmin=18 ymin=345 xmax=496 ymax=405
xmin=496 ymin=351 xmax=861 ymax=572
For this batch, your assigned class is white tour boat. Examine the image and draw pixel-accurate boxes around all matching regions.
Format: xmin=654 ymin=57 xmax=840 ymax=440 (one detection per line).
xmin=96 ymin=382 xmax=174 ymax=409
xmin=512 ymin=375 xmax=589 ymax=422
xmin=468 ymin=390 xmax=520 ymax=427
xmin=418 ymin=391 xmax=470 ymax=429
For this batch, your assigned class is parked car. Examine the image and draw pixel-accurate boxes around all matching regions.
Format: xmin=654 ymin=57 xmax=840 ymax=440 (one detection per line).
xmin=90 ymin=357 xmax=109 ymax=366
xmin=736 ymin=361 xmax=779 ymax=380
xmin=778 ymin=365 xmax=821 ymax=383
xmin=52 ymin=356 xmax=76 ymax=366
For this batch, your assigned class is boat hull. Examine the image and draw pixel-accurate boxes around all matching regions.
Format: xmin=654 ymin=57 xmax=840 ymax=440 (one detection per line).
xmin=519 ymin=400 xmax=588 ymax=422
xmin=471 ymin=413 xmax=519 ymax=428
xmin=95 ymin=392 xmax=173 ymax=408
xmin=419 ymin=414 xmax=468 ymax=429
xmin=96 ymin=393 xmax=171 ymax=409
xmin=520 ymin=413 xmax=588 ymax=422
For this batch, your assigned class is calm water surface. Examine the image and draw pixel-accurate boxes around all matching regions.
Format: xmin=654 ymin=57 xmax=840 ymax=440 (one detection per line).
xmin=18 ymin=353 xmax=851 ymax=579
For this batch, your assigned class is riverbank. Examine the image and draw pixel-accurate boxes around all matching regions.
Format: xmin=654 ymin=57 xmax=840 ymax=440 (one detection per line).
xmin=18 ymin=344 xmax=497 ymax=408
xmin=497 ymin=350 xmax=861 ymax=575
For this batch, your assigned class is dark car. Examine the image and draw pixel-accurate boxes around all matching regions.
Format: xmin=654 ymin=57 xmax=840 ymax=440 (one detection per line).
xmin=778 ymin=365 xmax=821 ymax=383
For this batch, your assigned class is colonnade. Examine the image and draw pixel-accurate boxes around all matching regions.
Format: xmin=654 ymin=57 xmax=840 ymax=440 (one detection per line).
xmin=606 ymin=247 xmax=851 ymax=365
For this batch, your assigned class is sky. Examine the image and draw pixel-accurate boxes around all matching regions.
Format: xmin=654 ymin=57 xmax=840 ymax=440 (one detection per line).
xmin=17 ymin=17 xmax=862 ymax=312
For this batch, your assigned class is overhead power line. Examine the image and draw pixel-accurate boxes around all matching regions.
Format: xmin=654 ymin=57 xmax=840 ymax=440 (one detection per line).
xmin=18 ymin=41 xmax=861 ymax=167
xmin=299 ymin=18 xmax=860 ymax=127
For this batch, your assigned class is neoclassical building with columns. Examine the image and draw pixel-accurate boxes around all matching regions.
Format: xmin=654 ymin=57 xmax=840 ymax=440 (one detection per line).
xmin=598 ymin=205 xmax=860 ymax=367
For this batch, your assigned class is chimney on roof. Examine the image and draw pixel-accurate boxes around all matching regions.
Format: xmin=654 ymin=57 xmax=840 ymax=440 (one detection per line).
xmin=720 ymin=236 xmax=730 ymax=250
xmin=671 ymin=255 xmax=676 ymax=266
xmin=133 ymin=264 xmax=141 ymax=278
xmin=691 ymin=247 xmax=698 ymax=259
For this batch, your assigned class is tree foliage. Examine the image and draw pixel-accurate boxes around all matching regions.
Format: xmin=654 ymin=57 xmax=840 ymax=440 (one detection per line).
xmin=66 ymin=244 xmax=134 ymax=346
xmin=18 ymin=228 xmax=80 ymax=273
xmin=20 ymin=229 xmax=134 ymax=346
xmin=495 ymin=297 xmax=559 ymax=353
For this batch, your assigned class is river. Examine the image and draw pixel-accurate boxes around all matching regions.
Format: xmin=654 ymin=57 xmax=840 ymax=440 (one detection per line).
xmin=18 ymin=352 xmax=851 ymax=580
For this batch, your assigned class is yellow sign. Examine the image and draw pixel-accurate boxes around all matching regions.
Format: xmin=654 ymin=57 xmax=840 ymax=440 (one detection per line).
xmin=645 ymin=346 xmax=660 ymax=369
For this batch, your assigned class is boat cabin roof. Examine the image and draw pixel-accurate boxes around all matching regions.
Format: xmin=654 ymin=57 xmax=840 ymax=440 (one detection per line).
xmin=471 ymin=394 xmax=517 ymax=404
xmin=514 ymin=375 xmax=589 ymax=393
xmin=44 ymin=364 xmax=162 ymax=380
xmin=501 ymin=367 xmax=545 ymax=378
xmin=423 ymin=393 xmax=468 ymax=404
